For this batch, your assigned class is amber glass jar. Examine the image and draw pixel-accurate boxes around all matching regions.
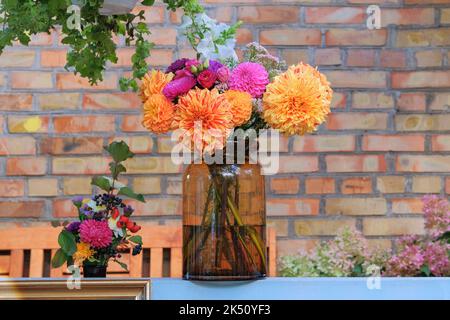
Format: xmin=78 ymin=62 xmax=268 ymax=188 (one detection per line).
xmin=182 ymin=163 xmax=267 ymax=280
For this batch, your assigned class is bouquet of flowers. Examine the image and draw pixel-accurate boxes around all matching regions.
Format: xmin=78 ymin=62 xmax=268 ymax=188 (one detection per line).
xmin=139 ymin=12 xmax=333 ymax=278
xmin=51 ymin=141 xmax=145 ymax=276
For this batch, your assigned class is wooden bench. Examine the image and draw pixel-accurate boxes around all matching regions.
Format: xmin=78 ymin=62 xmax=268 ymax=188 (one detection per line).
xmin=0 ymin=226 xmax=277 ymax=278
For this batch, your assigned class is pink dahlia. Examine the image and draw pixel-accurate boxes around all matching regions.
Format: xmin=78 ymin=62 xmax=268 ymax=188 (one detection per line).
xmin=163 ymin=69 xmax=196 ymax=101
xmin=229 ymin=62 xmax=269 ymax=98
xmin=79 ymin=219 xmax=112 ymax=249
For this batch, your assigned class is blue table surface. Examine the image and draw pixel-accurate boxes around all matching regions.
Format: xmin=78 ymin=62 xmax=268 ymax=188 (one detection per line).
xmin=151 ymin=277 xmax=450 ymax=300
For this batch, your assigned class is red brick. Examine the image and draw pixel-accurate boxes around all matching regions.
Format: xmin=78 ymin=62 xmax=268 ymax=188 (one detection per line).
xmin=40 ymin=137 xmax=104 ymax=155
xmin=260 ymin=29 xmax=321 ymax=46
xmin=347 ymin=49 xmax=376 ymax=67
xmin=0 ymin=201 xmax=45 ymax=218
xmin=306 ymin=7 xmax=365 ymax=24
xmin=396 ymin=155 xmax=450 ymax=172
xmin=278 ymin=156 xmax=319 ymax=173
xmin=146 ymin=49 xmax=174 ymax=66
xmin=326 ymin=29 xmax=387 ymax=46
xmin=52 ymin=157 xmax=110 ymax=175
xmin=145 ymin=27 xmax=177 ymax=45
xmin=53 ymin=116 xmax=115 ymax=133
xmin=315 ymin=48 xmax=341 ymax=66
xmin=341 ymin=177 xmax=372 ymax=194
xmin=121 ymin=115 xmax=147 ymax=132
xmin=393 ymin=71 xmax=450 ymax=89
xmin=6 ymin=158 xmax=47 ymax=176
xmin=238 ymin=6 xmax=299 ymax=23
xmin=293 ymin=135 xmax=355 ymax=152
xmin=305 ymin=178 xmax=335 ymax=194
xmin=352 ymin=92 xmax=394 ymax=109
xmin=53 ymin=199 xmax=78 ymax=218
xmin=326 ymin=113 xmax=388 ymax=130
xmin=432 ymin=135 xmax=450 ymax=151
xmin=326 ymin=155 xmax=386 ymax=172
xmin=267 ymin=198 xmax=319 ymax=216
xmin=109 ymin=136 xmax=153 ymax=154
xmin=8 ymin=116 xmax=49 ymax=133
xmin=0 ymin=180 xmax=25 ymax=197
xmin=128 ymin=198 xmax=181 ymax=216
xmin=0 ymin=94 xmax=32 ymax=111
xmin=362 ymin=135 xmax=425 ymax=151
xmin=382 ymin=8 xmax=434 ymax=27
xmin=270 ymin=177 xmax=300 ymax=195
xmin=83 ymin=93 xmax=141 ymax=110
xmin=380 ymin=50 xmax=407 ymax=68
xmin=41 ymin=49 xmax=67 ymax=67
xmin=0 ymin=50 xmax=35 ymax=67
xmin=56 ymin=73 xmax=117 ymax=90
xmin=392 ymin=198 xmax=423 ymax=214
xmin=236 ymin=28 xmax=253 ymax=45
xmin=397 ymin=29 xmax=450 ymax=47
xmin=0 ymin=137 xmax=36 ymax=155
xmin=324 ymin=71 xmax=387 ymax=88
xmin=397 ymin=93 xmax=426 ymax=111
xmin=11 ymin=72 xmax=53 ymax=89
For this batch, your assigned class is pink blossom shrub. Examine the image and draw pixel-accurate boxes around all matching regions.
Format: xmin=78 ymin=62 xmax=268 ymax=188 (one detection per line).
xmin=385 ymin=196 xmax=450 ymax=277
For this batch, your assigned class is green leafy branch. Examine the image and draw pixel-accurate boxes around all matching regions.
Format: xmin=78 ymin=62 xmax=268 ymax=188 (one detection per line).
xmin=91 ymin=141 xmax=145 ymax=203
xmin=0 ymin=0 xmax=203 ymax=91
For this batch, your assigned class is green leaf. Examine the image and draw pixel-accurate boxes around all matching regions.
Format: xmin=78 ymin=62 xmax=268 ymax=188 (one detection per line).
xmin=114 ymin=259 xmax=129 ymax=271
xmin=142 ymin=0 xmax=155 ymax=6
xmin=104 ymin=141 xmax=135 ymax=163
xmin=51 ymin=249 xmax=68 ymax=269
xmin=110 ymin=162 xmax=126 ymax=179
xmin=128 ymin=235 xmax=143 ymax=245
xmin=420 ymin=265 xmax=431 ymax=277
xmin=58 ymin=230 xmax=77 ymax=256
xmin=91 ymin=176 xmax=112 ymax=192
xmin=118 ymin=186 xmax=146 ymax=203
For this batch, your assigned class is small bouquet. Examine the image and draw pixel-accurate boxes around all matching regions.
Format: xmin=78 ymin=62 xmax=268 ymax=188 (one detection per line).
xmin=51 ymin=141 xmax=145 ymax=275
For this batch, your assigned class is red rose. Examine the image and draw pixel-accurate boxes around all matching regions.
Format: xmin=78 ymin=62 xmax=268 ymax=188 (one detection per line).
xmin=198 ymin=70 xmax=217 ymax=89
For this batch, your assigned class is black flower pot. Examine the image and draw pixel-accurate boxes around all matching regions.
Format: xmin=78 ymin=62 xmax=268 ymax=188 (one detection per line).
xmin=83 ymin=264 xmax=107 ymax=278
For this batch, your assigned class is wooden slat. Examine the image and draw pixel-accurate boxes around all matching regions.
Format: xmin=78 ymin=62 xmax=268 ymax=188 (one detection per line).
xmin=268 ymin=228 xmax=277 ymax=277
xmin=129 ymin=252 xmax=143 ymax=278
xmin=29 ymin=249 xmax=44 ymax=278
xmin=49 ymin=250 xmax=64 ymax=278
xmin=0 ymin=255 xmax=10 ymax=275
xmin=150 ymin=248 xmax=163 ymax=277
xmin=170 ymin=247 xmax=182 ymax=278
xmin=9 ymin=250 xmax=24 ymax=278
xmin=0 ymin=228 xmax=60 ymax=250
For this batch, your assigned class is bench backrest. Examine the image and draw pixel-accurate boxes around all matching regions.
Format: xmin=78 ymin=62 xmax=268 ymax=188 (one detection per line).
xmin=0 ymin=226 xmax=277 ymax=278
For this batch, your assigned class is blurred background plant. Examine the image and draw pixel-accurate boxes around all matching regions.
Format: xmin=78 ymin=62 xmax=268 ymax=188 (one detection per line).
xmin=280 ymin=196 xmax=450 ymax=277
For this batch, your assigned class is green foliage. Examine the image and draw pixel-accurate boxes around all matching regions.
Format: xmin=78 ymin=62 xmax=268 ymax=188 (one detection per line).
xmin=128 ymin=235 xmax=143 ymax=245
xmin=58 ymin=230 xmax=77 ymax=256
xmin=91 ymin=141 xmax=145 ymax=202
xmin=0 ymin=0 xmax=202 ymax=91
xmin=51 ymin=248 xmax=69 ymax=268
xmin=279 ymin=227 xmax=390 ymax=277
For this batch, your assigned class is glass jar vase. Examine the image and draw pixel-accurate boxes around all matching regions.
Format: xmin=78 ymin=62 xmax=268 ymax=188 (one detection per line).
xmin=182 ymin=162 xmax=267 ymax=280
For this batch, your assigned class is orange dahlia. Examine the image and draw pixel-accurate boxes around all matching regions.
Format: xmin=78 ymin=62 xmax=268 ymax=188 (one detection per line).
xmin=140 ymin=70 xmax=174 ymax=102
xmin=263 ymin=63 xmax=332 ymax=136
xmin=175 ymin=88 xmax=233 ymax=154
xmin=142 ymin=93 xmax=176 ymax=134
xmin=223 ymin=90 xmax=253 ymax=127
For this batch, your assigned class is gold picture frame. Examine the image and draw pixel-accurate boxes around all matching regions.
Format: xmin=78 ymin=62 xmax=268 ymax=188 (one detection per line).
xmin=0 ymin=278 xmax=151 ymax=300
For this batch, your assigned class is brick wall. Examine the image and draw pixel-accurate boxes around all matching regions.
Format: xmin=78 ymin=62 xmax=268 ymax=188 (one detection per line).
xmin=0 ymin=0 xmax=449 ymax=257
